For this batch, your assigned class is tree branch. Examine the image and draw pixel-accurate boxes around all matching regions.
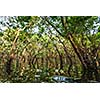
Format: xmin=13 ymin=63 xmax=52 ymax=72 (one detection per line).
xmin=40 ymin=16 xmax=62 ymax=36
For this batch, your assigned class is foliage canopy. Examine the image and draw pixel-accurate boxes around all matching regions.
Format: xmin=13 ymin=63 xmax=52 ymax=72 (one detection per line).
xmin=0 ymin=16 xmax=100 ymax=83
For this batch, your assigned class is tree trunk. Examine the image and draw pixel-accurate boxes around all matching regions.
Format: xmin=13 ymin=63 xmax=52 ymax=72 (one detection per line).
xmin=67 ymin=33 xmax=87 ymax=80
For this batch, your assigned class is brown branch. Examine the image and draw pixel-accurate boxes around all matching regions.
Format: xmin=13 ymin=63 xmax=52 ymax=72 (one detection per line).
xmin=41 ymin=16 xmax=62 ymax=36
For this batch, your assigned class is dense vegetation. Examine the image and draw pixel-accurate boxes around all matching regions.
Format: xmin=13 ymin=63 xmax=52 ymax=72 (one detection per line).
xmin=0 ymin=16 xmax=100 ymax=83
